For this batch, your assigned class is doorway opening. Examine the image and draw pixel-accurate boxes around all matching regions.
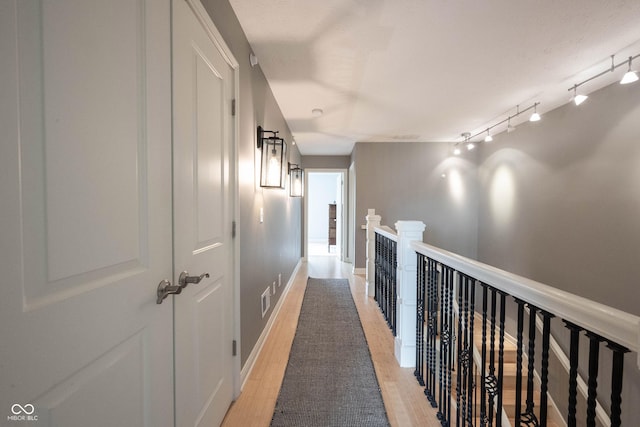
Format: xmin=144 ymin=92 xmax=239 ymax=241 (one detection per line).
xmin=305 ymin=171 xmax=345 ymax=258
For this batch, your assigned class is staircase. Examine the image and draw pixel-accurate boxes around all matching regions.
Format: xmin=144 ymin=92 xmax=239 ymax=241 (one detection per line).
xmin=453 ymin=315 xmax=563 ymax=427
xmin=429 ymin=320 xmax=563 ymax=427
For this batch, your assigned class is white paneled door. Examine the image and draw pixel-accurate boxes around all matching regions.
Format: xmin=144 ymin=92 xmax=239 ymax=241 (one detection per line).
xmin=0 ymin=0 xmax=236 ymax=426
xmin=171 ymin=1 xmax=235 ymax=426
xmin=0 ymin=0 xmax=174 ymax=425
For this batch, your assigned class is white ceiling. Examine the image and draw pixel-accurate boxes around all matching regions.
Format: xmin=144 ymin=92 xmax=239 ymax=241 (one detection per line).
xmin=228 ymin=0 xmax=640 ymax=155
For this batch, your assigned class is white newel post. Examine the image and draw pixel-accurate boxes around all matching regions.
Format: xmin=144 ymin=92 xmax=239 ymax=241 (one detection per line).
xmin=365 ymin=209 xmax=381 ymax=296
xmin=394 ymin=220 xmax=426 ymax=367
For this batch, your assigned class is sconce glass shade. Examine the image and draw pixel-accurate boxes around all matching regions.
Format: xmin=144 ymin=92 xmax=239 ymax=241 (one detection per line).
xmin=258 ymin=126 xmax=287 ymax=188
xmin=289 ymin=166 xmax=304 ymax=197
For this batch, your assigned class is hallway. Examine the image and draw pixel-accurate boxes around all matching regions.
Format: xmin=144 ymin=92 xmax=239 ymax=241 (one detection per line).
xmin=222 ymin=256 xmax=440 ymax=426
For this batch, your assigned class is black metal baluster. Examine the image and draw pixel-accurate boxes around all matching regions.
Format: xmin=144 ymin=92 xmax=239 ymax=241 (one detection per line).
xmin=474 ymin=360 xmax=479 ymax=427
xmin=446 ymin=266 xmax=454 ymax=427
xmin=431 ymin=261 xmax=444 ymax=407
xmin=607 ymin=341 xmax=629 ymax=427
xmin=514 ymin=299 xmax=525 ymax=427
xmin=415 ymin=254 xmax=425 ymax=386
xmin=381 ymin=238 xmax=389 ymax=323
xmin=480 ymin=284 xmax=488 ymax=427
xmin=563 ymin=321 xmax=581 ymax=427
xmin=391 ymin=240 xmax=397 ymax=336
xmin=539 ymin=311 xmax=553 ymax=427
xmin=385 ymin=237 xmax=390 ymax=326
xmin=487 ymin=288 xmax=498 ymax=427
xmin=386 ymin=238 xmax=390 ymax=325
xmin=462 ymin=275 xmax=471 ymax=426
xmin=438 ymin=267 xmax=452 ymax=426
xmin=389 ymin=239 xmax=393 ymax=331
xmin=425 ymin=258 xmax=439 ymax=407
xmin=425 ymin=259 xmax=433 ymax=401
xmin=496 ymin=291 xmax=506 ymax=427
xmin=585 ymin=332 xmax=602 ymax=427
xmin=437 ymin=265 xmax=449 ymax=424
xmin=523 ymin=305 xmax=538 ymax=426
xmin=466 ymin=278 xmax=476 ymax=427
xmin=375 ymin=233 xmax=380 ymax=304
xmin=456 ymin=273 xmax=463 ymax=427
xmin=382 ymin=236 xmax=387 ymax=321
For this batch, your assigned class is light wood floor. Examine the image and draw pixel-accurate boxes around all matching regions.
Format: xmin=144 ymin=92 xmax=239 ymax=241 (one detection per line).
xmin=221 ymin=256 xmax=441 ymax=427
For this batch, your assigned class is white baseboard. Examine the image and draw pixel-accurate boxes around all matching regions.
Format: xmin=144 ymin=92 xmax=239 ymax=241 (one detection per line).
xmin=240 ymin=258 xmax=302 ymax=389
xmin=353 ymin=267 xmax=365 ymax=275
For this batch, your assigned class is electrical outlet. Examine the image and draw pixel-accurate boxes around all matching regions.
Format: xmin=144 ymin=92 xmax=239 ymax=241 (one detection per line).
xmin=259 ymin=207 xmax=264 ymax=223
xmin=278 ymin=273 xmax=282 ymax=287
xmin=272 ymin=281 xmax=276 ymax=295
xmin=261 ymin=287 xmax=270 ymax=318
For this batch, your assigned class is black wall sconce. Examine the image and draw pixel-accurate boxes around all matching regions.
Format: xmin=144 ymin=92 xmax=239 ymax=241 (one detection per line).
xmin=288 ymin=163 xmax=304 ymax=197
xmin=257 ymin=125 xmax=287 ymax=189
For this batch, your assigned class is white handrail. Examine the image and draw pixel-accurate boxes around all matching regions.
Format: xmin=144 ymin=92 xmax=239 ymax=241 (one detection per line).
xmin=411 ymin=240 xmax=640 ymax=368
xmin=374 ymin=225 xmax=398 ymax=242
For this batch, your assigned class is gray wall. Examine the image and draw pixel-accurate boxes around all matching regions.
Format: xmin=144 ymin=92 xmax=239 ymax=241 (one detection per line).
xmin=477 ymin=81 xmax=640 ymax=317
xmin=352 ymin=142 xmax=479 ymax=268
xmin=301 ymin=155 xmax=351 ymax=169
xmin=476 ymin=81 xmax=640 ymax=424
xmin=201 ymin=0 xmax=302 ymax=367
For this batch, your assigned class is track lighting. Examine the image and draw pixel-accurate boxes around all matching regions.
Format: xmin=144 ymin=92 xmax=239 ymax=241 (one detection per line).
xmin=457 ymin=49 xmax=640 ymax=155
xmin=620 ymin=56 xmax=638 ymax=84
xmin=456 ymin=103 xmax=538 ymax=155
xmin=529 ymin=103 xmax=541 ymax=122
xmin=568 ymin=53 xmax=639 ymax=106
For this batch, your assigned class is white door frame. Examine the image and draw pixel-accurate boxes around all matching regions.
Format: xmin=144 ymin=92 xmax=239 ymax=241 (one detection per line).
xmin=181 ymin=0 xmax=241 ymax=399
xmin=347 ymin=162 xmax=355 ymax=264
xmin=304 ymin=169 xmax=348 ymax=261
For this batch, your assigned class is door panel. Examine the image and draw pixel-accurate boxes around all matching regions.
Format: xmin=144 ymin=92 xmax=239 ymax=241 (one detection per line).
xmin=0 ymin=1 xmax=174 ymax=426
xmin=35 ymin=332 xmax=148 ymax=427
xmin=19 ymin=0 xmax=146 ymax=301
xmin=195 ymin=53 xmax=225 ymax=248
xmin=172 ymin=1 xmax=235 ymax=426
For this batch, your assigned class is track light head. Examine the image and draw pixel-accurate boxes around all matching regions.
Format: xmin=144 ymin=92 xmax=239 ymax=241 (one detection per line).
xmin=620 ymin=57 xmax=638 ymax=85
xmin=620 ymin=71 xmax=638 ymax=84
xmin=529 ymin=103 xmax=541 ymax=122
xmin=574 ymin=94 xmax=588 ymax=105
xmin=484 ymin=129 xmax=493 ymax=142
xmin=572 ymin=85 xmax=588 ymax=105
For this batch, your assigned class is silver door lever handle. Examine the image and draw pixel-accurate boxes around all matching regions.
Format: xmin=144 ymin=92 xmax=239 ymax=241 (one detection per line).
xmin=157 ymin=279 xmax=182 ymax=304
xmin=179 ymin=271 xmax=210 ymax=288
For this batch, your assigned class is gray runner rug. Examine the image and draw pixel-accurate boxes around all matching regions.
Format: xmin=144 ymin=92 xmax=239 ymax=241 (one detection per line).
xmin=271 ymin=277 xmax=390 ymax=427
